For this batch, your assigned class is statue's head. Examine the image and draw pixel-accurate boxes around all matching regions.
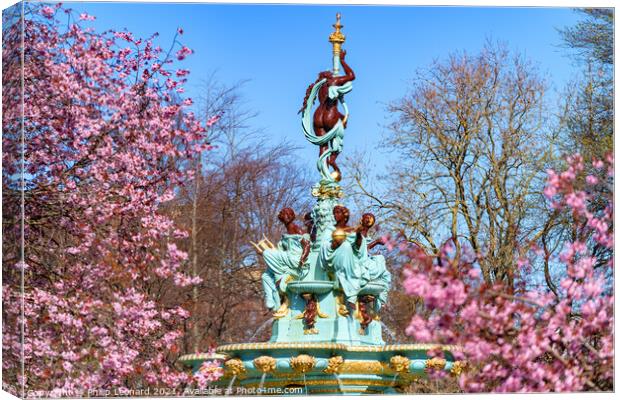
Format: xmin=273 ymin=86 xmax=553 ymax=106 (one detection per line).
xmin=319 ymin=70 xmax=333 ymax=80
xmin=278 ymin=207 xmax=296 ymax=224
xmin=333 ymin=205 xmax=350 ymax=224
xmin=361 ymin=213 xmax=376 ymax=228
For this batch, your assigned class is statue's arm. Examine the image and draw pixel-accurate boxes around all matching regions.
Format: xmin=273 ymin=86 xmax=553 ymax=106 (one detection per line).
xmin=333 ymin=51 xmax=355 ymax=86
xmin=367 ymin=238 xmax=386 ymax=251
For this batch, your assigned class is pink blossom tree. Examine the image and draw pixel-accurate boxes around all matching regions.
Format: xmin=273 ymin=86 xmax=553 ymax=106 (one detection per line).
xmin=402 ymin=153 xmax=613 ymax=392
xmin=3 ymin=3 xmax=221 ymax=395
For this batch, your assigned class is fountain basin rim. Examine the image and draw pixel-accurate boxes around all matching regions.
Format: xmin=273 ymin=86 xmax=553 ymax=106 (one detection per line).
xmin=215 ymin=342 xmax=461 ymax=353
xmin=179 ymin=353 xmax=227 ymax=362
xmin=179 ymin=343 xmax=461 ymax=365
xmin=287 ymin=280 xmax=335 ymax=294
xmin=358 ymin=282 xmax=387 ymax=296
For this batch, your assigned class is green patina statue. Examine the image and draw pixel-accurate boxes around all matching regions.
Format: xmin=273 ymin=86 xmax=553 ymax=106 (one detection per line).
xmin=356 ymin=213 xmax=392 ymax=312
xmin=252 ymin=207 xmax=311 ymax=312
xmin=255 ymin=204 xmax=390 ymax=320
xmin=317 ymin=206 xmax=389 ymax=308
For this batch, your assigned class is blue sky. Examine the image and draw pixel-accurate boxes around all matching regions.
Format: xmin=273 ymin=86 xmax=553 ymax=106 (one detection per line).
xmin=64 ymin=2 xmax=582 ymax=175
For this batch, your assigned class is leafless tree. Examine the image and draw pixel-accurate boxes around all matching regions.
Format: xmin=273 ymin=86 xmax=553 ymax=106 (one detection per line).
xmin=351 ymin=43 xmax=557 ymax=288
xmin=168 ymin=145 xmax=311 ymax=350
xmin=160 ymin=77 xmax=312 ymax=352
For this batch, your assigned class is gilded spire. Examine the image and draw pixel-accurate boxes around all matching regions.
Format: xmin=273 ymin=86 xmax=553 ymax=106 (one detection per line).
xmin=328 ymin=13 xmax=346 ymax=55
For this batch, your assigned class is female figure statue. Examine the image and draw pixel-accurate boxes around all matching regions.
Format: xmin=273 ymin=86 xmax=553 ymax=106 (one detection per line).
xmin=255 ymin=208 xmax=311 ymax=312
xmin=319 ymin=209 xmax=391 ymax=313
xmin=300 ymin=50 xmax=355 ymax=181
xmin=318 ymin=205 xmax=369 ymax=307
xmin=357 ymin=213 xmax=391 ymax=312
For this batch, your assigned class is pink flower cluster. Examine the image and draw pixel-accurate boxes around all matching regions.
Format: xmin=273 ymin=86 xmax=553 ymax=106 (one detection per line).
xmin=195 ymin=361 xmax=224 ymax=389
xmin=2 ymin=2 xmax=221 ymax=393
xmin=401 ymin=154 xmax=613 ymax=392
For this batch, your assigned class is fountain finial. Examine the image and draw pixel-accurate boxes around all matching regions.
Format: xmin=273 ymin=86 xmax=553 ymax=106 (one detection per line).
xmin=329 ymin=13 xmax=345 ymax=46
xmin=328 ymin=13 xmax=346 ymax=74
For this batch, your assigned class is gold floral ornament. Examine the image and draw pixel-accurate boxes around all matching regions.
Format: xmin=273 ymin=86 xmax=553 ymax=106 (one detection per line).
xmin=389 ymin=355 xmax=410 ymax=374
xmin=450 ymin=360 xmax=467 ymax=376
xmin=253 ymin=356 xmax=277 ymax=374
xmin=323 ymin=356 xmax=344 ymax=374
xmin=425 ymin=357 xmax=447 ymax=371
xmin=290 ymin=354 xmax=316 ymax=374
xmin=311 ymin=184 xmax=344 ymax=199
xmin=224 ymin=358 xmax=246 ymax=376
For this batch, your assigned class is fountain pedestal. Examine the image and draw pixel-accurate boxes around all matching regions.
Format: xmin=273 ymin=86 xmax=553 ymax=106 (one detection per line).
xmin=179 ymin=186 xmax=460 ymax=394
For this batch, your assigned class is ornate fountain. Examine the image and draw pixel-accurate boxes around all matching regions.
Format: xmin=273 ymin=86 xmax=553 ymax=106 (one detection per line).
xmin=180 ymin=14 xmax=461 ymax=395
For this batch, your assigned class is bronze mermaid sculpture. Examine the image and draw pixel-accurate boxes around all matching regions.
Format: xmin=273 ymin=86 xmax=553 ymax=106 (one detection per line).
xmin=299 ymin=50 xmax=355 ymax=178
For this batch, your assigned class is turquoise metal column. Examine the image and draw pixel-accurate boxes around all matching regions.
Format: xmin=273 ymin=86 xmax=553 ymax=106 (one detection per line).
xmin=329 ymin=13 xmax=345 ymax=76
